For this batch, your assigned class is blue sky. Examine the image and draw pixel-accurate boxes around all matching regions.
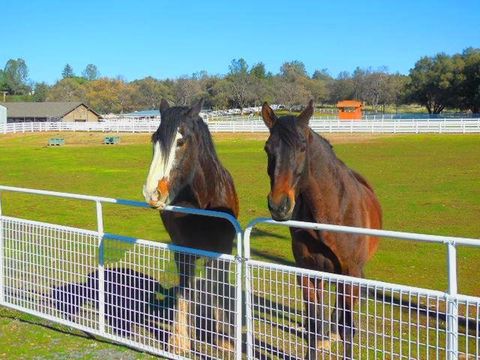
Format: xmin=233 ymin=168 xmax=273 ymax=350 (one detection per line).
xmin=2 ymin=0 xmax=479 ymax=84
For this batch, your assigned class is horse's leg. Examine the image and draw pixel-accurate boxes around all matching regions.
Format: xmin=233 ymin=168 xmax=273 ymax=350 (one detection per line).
xmin=299 ymin=274 xmax=321 ymax=360
xmin=335 ymin=270 xmax=361 ymax=360
xmin=206 ymin=259 xmax=235 ymax=354
xmin=315 ymin=278 xmax=341 ymax=351
xmin=169 ymin=252 xmax=196 ymax=354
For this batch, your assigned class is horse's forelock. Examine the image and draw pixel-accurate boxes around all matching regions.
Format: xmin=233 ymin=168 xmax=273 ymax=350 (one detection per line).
xmin=153 ymin=107 xmax=190 ymax=155
xmin=272 ymin=116 xmax=303 ymax=148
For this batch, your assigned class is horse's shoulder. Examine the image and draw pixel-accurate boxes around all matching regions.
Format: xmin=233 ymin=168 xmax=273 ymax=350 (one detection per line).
xmin=350 ymin=169 xmax=374 ymax=193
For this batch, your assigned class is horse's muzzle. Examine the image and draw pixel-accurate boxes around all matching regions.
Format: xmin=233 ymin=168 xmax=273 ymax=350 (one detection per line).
xmin=143 ymin=184 xmax=167 ymax=209
xmin=268 ymin=194 xmax=293 ymax=221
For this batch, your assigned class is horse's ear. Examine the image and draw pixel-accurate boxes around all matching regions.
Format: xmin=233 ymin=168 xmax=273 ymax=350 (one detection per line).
xmin=297 ymin=100 xmax=314 ymax=127
xmin=261 ymin=102 xmax=277 ymax=129
xmin=188 ymin=98 xmax=204 ymax=117
xmin=160 ymin=99 xmax=170 ymax=116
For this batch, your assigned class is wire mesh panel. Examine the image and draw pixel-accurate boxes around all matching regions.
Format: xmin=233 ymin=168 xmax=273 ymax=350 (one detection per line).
xmin=102 ymin=237 xmax=239 ymax=360
xmin=246 ymin=260 xmax=479 ymax=360
xmin=457 ymin=295 xmax=480 ymax=360
xmin=0 ymin=216 xmax=240 ymax=360
xmin=2 ymin=216 xmax=99 ymax=330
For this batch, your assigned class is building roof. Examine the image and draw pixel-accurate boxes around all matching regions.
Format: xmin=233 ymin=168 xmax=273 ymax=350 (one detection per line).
xmin=123 ymin=109 xmax=160 ymax=117
xmin=337 ymin=100 xmax=362 ymax=108
xmin=0 ymin=102 xmax=100 ymax=118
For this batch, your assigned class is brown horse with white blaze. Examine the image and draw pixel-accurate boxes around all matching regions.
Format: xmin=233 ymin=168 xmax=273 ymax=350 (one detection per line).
xmin=261 ymin=100 xmax=382 ymax=359
xmin=143 ymin=99 xmax=239 ymax=355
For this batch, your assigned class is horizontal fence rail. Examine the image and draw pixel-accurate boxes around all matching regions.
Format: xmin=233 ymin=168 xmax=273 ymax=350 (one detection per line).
xmin=1 ymin=117 xmax=480 ymax=134
xmin=0 ymin=185 xmax=479 ymax=359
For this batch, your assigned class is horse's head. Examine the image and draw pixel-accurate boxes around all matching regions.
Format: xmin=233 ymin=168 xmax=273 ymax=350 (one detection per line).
xmin=262 ymin=100 xmax=314 ymax=221
xmin=143 ymin=98 xmax=203 ymax=209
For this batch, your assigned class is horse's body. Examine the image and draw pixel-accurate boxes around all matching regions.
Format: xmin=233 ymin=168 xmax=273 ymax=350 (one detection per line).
xmin=261 ymin=101 xmax=382 ymax=359
xmin=143 ymin=99 xmax=238 ymax=354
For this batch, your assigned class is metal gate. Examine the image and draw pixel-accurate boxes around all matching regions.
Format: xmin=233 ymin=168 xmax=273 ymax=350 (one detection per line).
xmin=0 ymin=186 xmax=243 ymax=360
xmin=244 ymin=219 xmax=479 ymax=360
xmin=1 ymin=186 xmax=479 ymax=359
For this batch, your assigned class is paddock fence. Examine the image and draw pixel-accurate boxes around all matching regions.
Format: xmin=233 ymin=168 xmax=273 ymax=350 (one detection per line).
xmin=0 ymin=185 xmax=479 ymax=360
xmin=1 ymin=117 xmax=480 ymax=135
xmin=243 ymin=219 xmax=480 ymax=360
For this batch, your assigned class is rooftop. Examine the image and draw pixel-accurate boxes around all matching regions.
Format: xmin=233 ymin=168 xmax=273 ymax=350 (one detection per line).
xmin=0 ymin=102 xmax=99 ymax=118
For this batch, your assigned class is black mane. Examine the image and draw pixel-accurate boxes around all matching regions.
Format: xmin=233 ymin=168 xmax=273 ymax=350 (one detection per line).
xmin=152 ymin=106 xmax=221 ymax=165
xmin=152 ymin=106 xmax=190 ymax=155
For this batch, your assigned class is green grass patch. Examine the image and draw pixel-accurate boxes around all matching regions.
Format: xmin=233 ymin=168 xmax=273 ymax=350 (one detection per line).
xmin=0 ymin=132 xmax=479 ymax=358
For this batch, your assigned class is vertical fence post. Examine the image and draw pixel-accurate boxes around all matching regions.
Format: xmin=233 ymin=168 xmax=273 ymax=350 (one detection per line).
xmin=96 ymin=201 xmax=106 ymax=335
xmin=235 ymin=230 xmax=243 ymax=360
xmin=0 ymin=190 xmax=4 ymax=305
xmin=243 ymin=225 xmax=253 ymax=360
xmin=446 ymin=241 xmax=458 ymax=360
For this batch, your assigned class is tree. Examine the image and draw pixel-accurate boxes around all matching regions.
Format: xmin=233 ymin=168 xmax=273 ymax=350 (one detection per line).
xmin=280 ymin=61 xmax=308 ymax=81
xmin=130 ymin=76 xmax=171 ymax=109
xmin=273 ymin=61 xmax=312 ymax=109
xmin=225 ymin=58 xmax=254 ymax=110
xmin=273 ymin=76 xmax=311 ymax=110
xmin=250 ymin=62 xmax=267 ymax=80
xmin=459 ymin=48 xmax=480 ymax=113
xmin=62 ymin=64 xmax=75 ymax=79
xmin=211 ymin=79 xmax=231 ymax=109
xmin=249 ymin=63 xmax=270 ymax=105
xmin=362 ymin=68 xmax=390 ymax=112
xmin=84 ymin=78 xmax=132 ymax=113
xmin=47 ymin=78 xmax=86 ymax=102
xmin=328 ymin=72 xmax=355 ymax=103
xmin=408 ymin=53 xmax=464 ymax=114
xmin=82 ymin=64 xmax=99 ymax=80
xmin=0 ymin=69 xmax=6 ymax=92
xmin=3 ymin=58 xmax=30 ymax=95
xmin=312 ymin=69 xmax=331 ymax=81
xmin=173 ymin=76 xmax=202 ymax=106
xmin=32 ymin=82 xmax=50 ymax=102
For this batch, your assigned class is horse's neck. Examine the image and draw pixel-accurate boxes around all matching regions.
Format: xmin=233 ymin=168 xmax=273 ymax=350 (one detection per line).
xmin=299 ymin=132 xmax=344 ymax=222
xmin=190 ymin=149 xmax=238 ymax=216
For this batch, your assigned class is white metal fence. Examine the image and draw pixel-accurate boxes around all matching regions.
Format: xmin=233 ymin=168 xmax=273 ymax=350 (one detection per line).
xmin=0 ymin=185 xmax=243 ymax=360
xmin=243 ymin=219 xmax=480 ymax=360
xmin=1 ymin=117 xmax=480 ymax=134
xmin=0 ymin=185 xmax=479 ymax=359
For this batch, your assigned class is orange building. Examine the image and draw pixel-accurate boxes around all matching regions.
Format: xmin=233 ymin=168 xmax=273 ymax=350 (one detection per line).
xmin=337 ymin=100 xmax=363 ymax=120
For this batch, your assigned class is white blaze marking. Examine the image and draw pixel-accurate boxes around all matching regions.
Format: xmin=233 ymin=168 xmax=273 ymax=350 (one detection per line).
xmin=143 ymin=131 xmax=182 ymax=203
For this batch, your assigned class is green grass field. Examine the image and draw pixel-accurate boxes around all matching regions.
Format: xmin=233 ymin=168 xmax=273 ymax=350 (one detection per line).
xmin=0 ymin=132 xmax=479 ymax=359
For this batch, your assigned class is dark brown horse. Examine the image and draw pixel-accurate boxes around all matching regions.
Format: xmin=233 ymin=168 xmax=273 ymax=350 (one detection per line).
xmin=143 ymin=99 xmax=239 ymax=354
xmin=261 ymin=100 xmax=382 ymax=359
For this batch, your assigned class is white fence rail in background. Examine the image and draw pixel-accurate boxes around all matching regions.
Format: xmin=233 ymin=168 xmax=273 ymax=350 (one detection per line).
xmin=0 ymin=185 xmax=479 ymax=359
xmin=1 ymin=118 xmax=480 ymax=134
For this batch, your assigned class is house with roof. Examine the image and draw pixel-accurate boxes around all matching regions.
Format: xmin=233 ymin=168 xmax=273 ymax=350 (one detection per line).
xmin=0 ymin=102 xmax=101 ymax=123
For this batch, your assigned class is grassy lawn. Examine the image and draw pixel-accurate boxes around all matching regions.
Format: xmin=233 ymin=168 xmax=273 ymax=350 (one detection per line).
xmin=0 ymin=132 xmax=479 ymax=358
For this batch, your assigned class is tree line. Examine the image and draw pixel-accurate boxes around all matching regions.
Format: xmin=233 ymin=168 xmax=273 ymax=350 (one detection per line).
xmin=0 ymin=48 xmax=478 ymax=114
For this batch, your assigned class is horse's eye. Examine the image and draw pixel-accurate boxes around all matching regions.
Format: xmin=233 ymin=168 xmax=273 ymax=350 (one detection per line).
xmin=176 ymin=138 xmax=185 ymax=147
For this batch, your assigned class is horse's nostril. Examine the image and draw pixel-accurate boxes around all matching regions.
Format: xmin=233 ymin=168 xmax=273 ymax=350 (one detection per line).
xmin=280 ymin=196 xmax=290 ymax=213
xmin=268 ymin=194 xmax=291 ymax=217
